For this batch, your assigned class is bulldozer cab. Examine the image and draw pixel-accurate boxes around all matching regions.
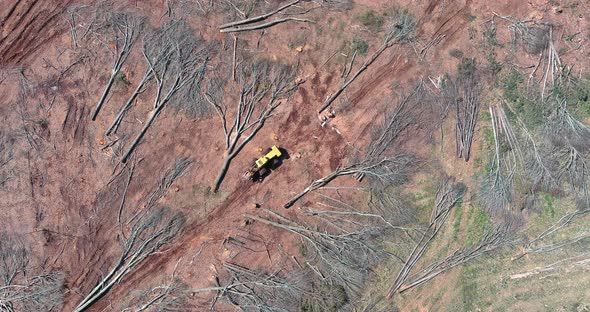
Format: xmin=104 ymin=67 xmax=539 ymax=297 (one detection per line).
xmin=255 ymin=145 xmax=282 ymax=168
xmin=244 ymin=145 xmax=283 ymax=181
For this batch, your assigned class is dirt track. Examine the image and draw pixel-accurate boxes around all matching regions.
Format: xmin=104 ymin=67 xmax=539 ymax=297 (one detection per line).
xmin=1 ymin=0 xmax=589 ymax=310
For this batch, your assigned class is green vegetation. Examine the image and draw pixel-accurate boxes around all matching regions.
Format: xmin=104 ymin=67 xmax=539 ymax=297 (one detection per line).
xmin=459 ymin=266 xmax=479 ymax=311
xmin=564 ymin=32 xmax=578 ymax=42
xmin=458 ymin=57 xmax=476 ymax=78
xmin=486 ymin=52 xmax=502 ymax=77
xmin=555 ymin=73 xmax=590 ymax=118
xmin=468 ymin=26 xmax=477 ymax=40
xmin=452 ymin=203 xmax=464 ymax=241
xmin=350 ymin=37 xmax=369 ymax=55
xmin=465 ymin=205 xmax=492 ymax=245
xmin=540 ymin=192 xmax=556 ymax=219
xmin=357 ymin=9 xmax=383 ymax=29
xmin=500 ymin=69 xmax=545 ymax=128
xmin=483 ymin=22 xmax=500 ymax=47
xmin=116 ymin=71 xmax=131 ymax=86
xmin=449 ymin=48 xmax=464 ymax=59
xmin=411 ymin=183 xmax=435 ymax=224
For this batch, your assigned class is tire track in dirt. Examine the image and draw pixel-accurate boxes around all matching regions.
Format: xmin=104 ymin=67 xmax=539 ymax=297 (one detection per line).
xmin=0 ymin=0 xmax=24 ymax=28
xmin=80 ymin=2 xmax=475 ymax=309
xmin=87 ymin=182 xmax=255 ymax=311
xmin=428 ymin=0 xmax=472 ymax=49
xmin=0 ymin=0 xmax=72 ymax=65
xmin=347 ymin=0 xmax=471 ymax=112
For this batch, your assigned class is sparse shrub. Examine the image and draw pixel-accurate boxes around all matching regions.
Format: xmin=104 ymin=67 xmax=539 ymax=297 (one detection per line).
xmin=116 ymin=71 xmax=131 ymax=86
xmin=521 ymin=25 xmax=549 ymax=54
xmin=486 ymin=52 xmax=502 ymax=76
xmin=357 ymin=9 xmax=383 ymax=29
xmin=468 ymin=26 xmax=477 ymax=40
xmin=449 ymin=48 xmax=464 ymax=59
xmin=458 ymin=57 xmax=476 ymax=78
xmin=573 ymin=74 xmax=590 ymax=117
xmin=483 ymin=21 xmax=499 ymax=47
xmin=350 ymin=37 xmax=369 ymax=54
xmin=500 ymin=69 xmax=544 ymax=128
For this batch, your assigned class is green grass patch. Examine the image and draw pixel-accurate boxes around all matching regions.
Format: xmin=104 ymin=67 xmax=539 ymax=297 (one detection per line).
xmin=411 ymin=185 xmax=435 ymax=224
xmin=459 ymin=266 xmax=479 ymax=311
xmin=452 ymin=203 xmax=464 ymax=241
xmin=540 ymin=192 xmax=556 ymax=219
xmin=465 ymin=205 xmax=492 ymax=245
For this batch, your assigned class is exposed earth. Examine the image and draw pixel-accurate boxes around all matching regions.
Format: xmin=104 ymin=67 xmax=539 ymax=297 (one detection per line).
xmin=1 ymin=0 xmax=589 ymax=311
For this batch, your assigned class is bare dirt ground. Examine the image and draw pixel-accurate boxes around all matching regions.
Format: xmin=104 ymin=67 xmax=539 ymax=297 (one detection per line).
xmin=1 ymin=0 xmax=589 ymax=311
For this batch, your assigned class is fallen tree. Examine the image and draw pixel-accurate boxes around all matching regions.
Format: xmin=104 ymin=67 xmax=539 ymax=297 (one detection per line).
xmin=209 ymin=59 xmax=298 ymax=193
xmin=91 ymin=11 xmax=143 ymax=121
xmin=387 ymin=177 xmax=466 ymax=297
xmin=398 ymin=225 xmax=508 ymax=293
xmin=120 ymin=21 xmax=209 ymax=163
xmin=318 ymin=9 xmax=416 ymax=113
xmin=0 ymin=233 xmax=63 ymax=311
xmin=285 ymin=83 xmax=423 ymax=208
xmin=441 ymin=58 xmax=482 ymax=162
xmin=105 ymin=24 xmax=176 ymax=136
xmin=73 ymin=207 xmax=185 ymax=312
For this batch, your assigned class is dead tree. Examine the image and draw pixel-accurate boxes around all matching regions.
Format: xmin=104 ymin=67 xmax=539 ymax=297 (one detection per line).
xmin=318 ymin=9 xmax=416 ymax=113
xmin=125 ymin=279 xmax=188 ymax=312
xmin=441 ymin=58 xmax=482 ymax=162
xmin=91 ymin=11 xmax=143 ymax=121
xmin=491 ymin=13 xmax=557 ymax=99
xmin=210 ymin=60 xmax=297 ymax=193
xmin=284 ymin=155 xmax=415 ymax=208
xmin=105 ymin=21 xmax=209 ymax=135
xmin=285 ymin=84 xmax=422 ymax=208
xmin=520 ymin=206 xmax=590 ymax=257
xmin=246 ymin=209 xmax=385 ymax=294
xmin=0 ymin=233 xmax=63 ymax=311
xmin=196 ymin=262 xmax=306 ymax=311
xmin=354 ymin=83 xmax=424 ymax=181
xmin=123 ymin=260 xmax=188 ymax=312
xmin=0 ymin=130 xmax=14 ymax=186
xmin=387 ymin=178 xmax=466 ymax=298
xmin=510 ymin=252 xmax=590 ymax=280
xmin=145 ymin=158 xmax=192 ymax=211
xmin=304 ymin=193 xmax=419 ymax=236
xmin=73 ymin=208 xmax=185 ymax=312
xmin=218 ymin=0 xmax=315 ymax=33
xmin=398 ymin=225 xmax=507 ymax=292
xmin=120 ymin=22 xmax=209 ymax=164
xmin=477 ymin=104 xmax=523 ymax=213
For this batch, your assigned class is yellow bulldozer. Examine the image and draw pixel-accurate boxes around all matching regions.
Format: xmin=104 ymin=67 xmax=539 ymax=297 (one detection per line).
xmin=243 ymin=145 xmax=282 ymax=181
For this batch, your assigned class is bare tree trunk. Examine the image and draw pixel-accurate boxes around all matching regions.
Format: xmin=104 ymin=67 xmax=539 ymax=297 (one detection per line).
xmin=92 ymin=74 xmax=116 ymax=120
xmin=220 ymin=18 xmax=314 ymax=33
xmin=219 ymin=0 xmax=301 ymax=29
xmin=105 ymin=72 xmax=152 ymax=136
xmin=284 ymin=170 xmax=341 ymax=208
xmin=318 ymin=10 xmax=416 ymax=113
xmin=213 ymin=155 xmax=233 ymax=193
xmin=121 ymin=103 xmax=164 ymax=163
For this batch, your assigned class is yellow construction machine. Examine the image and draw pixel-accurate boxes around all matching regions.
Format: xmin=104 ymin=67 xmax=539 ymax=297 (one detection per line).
xmin=243 ymin=145 xmax=282 ymax=181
